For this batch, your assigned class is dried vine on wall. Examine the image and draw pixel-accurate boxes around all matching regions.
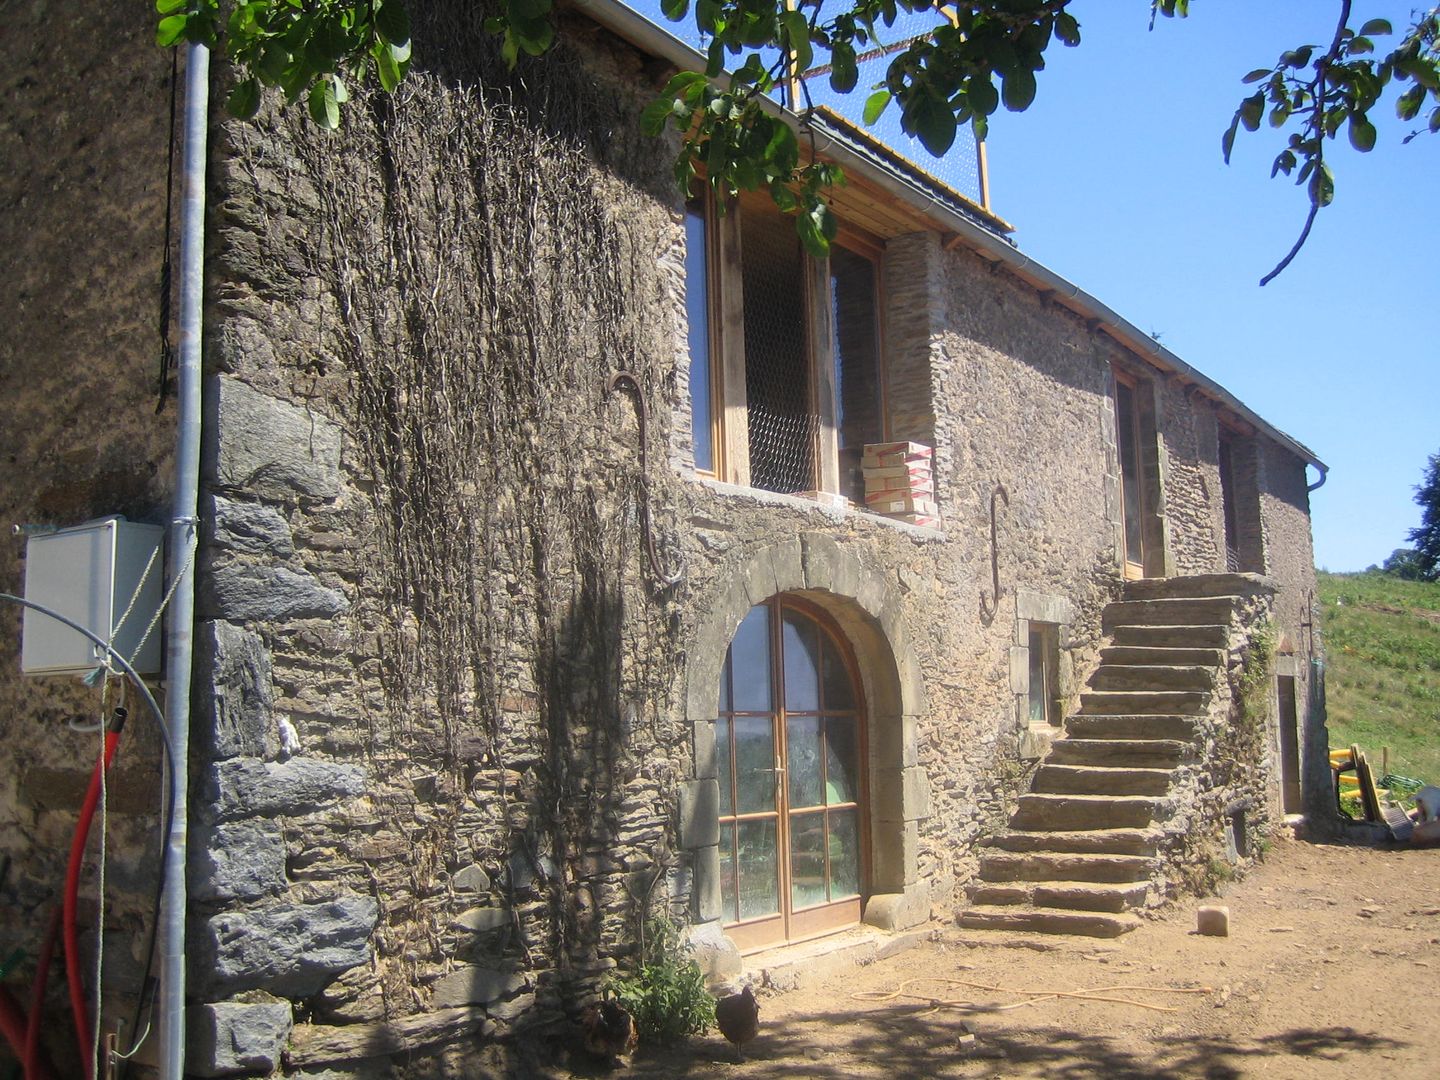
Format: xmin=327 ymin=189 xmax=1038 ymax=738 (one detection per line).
xmin=285 ymin=31 xmax=688 ymax=1009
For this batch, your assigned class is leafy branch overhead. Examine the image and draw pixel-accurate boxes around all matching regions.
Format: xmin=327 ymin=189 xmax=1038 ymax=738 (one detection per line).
xmin=158 ymin=1 xmax=1440 ymax=272
xmin=1221 ymin=3 xmax=1440 ymax=283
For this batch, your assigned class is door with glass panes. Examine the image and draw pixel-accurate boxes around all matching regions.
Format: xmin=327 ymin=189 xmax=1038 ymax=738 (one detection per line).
xmin=715 ymin=597 xmax=867 ymax=951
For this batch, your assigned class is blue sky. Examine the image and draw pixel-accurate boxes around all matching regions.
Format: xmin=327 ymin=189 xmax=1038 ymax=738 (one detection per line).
xmin=980 ymin=1 xmax=1438 ymax=571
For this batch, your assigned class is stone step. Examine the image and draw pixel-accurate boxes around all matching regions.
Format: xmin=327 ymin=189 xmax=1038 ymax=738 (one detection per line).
xmin=1064 ymin=714 xmax=1200 ymax=741
xmin=969 ymin=880 xmax=1150 ymax=914
xmin=1089 ymin=664 xmax=1216 ymax=692
xmin=1079 ymin=690 xmax=1210 ymax=715
xmin=1100 ymin=645 xmax=1226 ymax=668
xmin=978 ymin=850 xmax=1154 ymax=884
xmin=1033 ymin=764 xmax=1174 ymax=796
xmin=1111 ymin=623 xmax=1231 ymax=649
xmin=1123 ymin=573 xmax=1268 ymax=601
xmin=957 ymin=906 xmax=1142 ymax=938
xmin=1011 ymin=794 xmax=1160 ymax=831
xmin=1047 ymin=738 xmax=1190 ymax=768
xmin=1104 ymin=597 xmax=1238 ymax=628
xmin=988 ymin=828 xmax=1161 ymax=857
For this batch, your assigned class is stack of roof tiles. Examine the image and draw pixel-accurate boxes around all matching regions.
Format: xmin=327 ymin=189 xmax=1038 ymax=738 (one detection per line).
xmin=862 ymin=442 xmax=936 ymax=526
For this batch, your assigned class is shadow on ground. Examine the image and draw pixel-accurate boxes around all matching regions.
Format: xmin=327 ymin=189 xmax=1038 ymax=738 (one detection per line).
xmin=574 ymin=1005 xmax=1410 ymax=1079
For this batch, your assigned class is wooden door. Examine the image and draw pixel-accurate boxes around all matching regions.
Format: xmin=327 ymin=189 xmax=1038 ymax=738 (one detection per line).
xmin=715 ymin=598 xmax=867 ymax=952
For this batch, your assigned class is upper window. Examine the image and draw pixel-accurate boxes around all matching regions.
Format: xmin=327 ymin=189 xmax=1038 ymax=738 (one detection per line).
xmin=684 ymin=198 xmax=716 ymax=474
xmin=685 ymin=194 xmax=886 ymax=503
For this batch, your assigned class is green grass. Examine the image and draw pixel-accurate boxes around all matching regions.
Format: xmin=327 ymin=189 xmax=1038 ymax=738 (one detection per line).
xmin=1317 ymin=570 xmax=1440 ymax=786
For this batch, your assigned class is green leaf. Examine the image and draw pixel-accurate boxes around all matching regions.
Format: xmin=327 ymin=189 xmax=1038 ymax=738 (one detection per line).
xmin=863 ymin=89 xmax=891 ymax=126
xmin=780 ymin=11 xmax=812 ymax=75
xmin=375 ymin=0 xmax=411 ymax=46
xmin=1221 ymin=118 xmax=1239 ymax=163
xmin=1348 ymin=113 xmax=1376 ymax=151
xmin=1239 ymin=91 xmax=1264 ymax=131
xmin=1268 ymin=102 xmax=1290 ymax=128
xmin=641 ymin=95 xmax=676 ymax=137
xmin=913 ymin=96 xmax=956 ymax=156
xmin=226 ymin=77 xmax=261 ymax=120
xmin=1242 ymin=68 xmax=1272 ymax=84
xmin=308 ymin=77 xmax=341 ymax=129
xmin=155 ymin=0 xmax=188 ymax=14
xmin=1358 ymin=18 xmax=1392 ymax=37
xmin=1397 ymin=83 xmax=1425 ymax=121
xmin=1307 ymin=161 xmax=1334 ymax=207
xmin=375 ymin=43 xmax=403 ymax=92
xmin=156 ymin=13 xmax=188 ymax=47
xmin=967 ymin=76 xmax=999 ymax=118
xmin=1055 ymin=12 xmax=1081 ymax=47
xmin=830 ymin=43 xmax=858 ymax=93
xmin=1001 ymin=66 xmax=1037 ymax=112
xmin=661 ymin=0 xmax=689 ymax=22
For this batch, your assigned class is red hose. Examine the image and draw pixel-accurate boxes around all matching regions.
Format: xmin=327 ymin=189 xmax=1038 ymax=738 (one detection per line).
xmin=0 ymin=987 xmax=56 ymax=1080
xmin=63 ymin=728 xmax=121 ymax=1080
xmin=25 ymin=906 xmax=61 ymax=1080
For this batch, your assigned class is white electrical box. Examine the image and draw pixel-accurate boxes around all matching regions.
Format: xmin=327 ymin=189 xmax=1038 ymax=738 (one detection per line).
xmin=21 ymin=517 xmax=166 ymax=677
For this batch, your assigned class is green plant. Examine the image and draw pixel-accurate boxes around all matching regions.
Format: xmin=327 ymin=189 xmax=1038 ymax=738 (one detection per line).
xmin=605 ymin=918 xmax=715 ymax=1045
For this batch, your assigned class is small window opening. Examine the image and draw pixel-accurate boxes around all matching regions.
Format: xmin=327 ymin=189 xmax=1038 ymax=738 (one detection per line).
xmin=831 ymin=246 xmax=883 ymax=505
xmin=1027 ymin=622 xmax=1061 ymax=727
xmin=684 ymin=197 xmax=716 ymax=474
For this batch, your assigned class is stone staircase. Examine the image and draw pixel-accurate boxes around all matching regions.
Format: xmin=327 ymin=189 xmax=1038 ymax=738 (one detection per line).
xmin=958 ymin=575 xmax=1263 ymax=938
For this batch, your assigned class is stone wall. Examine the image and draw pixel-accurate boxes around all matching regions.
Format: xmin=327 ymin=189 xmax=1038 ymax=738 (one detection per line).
xmin=0 ymin=1 xmax=176 ymax=1070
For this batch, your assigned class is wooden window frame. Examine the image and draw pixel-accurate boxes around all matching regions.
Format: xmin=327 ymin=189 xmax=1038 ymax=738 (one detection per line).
xmin=687 ymin=192 xmax=889 ymax=503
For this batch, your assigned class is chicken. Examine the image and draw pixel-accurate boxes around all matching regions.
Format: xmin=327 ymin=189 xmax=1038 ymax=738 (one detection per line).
xmin=714 ymin=985 xmax=759 ymax=1061
xmin=581 ymin=999 xmax=639 ymax=1064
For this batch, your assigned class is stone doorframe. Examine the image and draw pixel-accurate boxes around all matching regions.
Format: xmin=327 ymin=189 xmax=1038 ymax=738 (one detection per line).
xmin=679 ymin=533 xmax=930 ymax=964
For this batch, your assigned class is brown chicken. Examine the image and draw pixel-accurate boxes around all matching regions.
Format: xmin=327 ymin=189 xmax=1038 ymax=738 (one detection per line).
xmin=714 ymin=985 xmax=759 ymax=1060
xmin=581 ymin=999 xmax=639 ymax=1064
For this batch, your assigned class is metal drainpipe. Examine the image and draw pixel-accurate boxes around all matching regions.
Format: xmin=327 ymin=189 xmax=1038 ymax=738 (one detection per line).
xmin=157 ymin=38 xmax=209 ymax=1080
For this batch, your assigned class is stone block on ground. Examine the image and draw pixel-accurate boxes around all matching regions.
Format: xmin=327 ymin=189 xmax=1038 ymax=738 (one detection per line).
xmin=1196 ymin=905 xmax=1230 ymax=937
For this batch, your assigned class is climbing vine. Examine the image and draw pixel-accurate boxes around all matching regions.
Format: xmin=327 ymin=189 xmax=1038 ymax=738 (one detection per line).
xmin=270 ymin=28 xmax=688 ymax=1004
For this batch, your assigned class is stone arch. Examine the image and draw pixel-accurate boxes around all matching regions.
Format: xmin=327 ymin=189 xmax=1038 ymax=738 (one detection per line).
xmin=679 ymin=533 xmax=930 ymax=959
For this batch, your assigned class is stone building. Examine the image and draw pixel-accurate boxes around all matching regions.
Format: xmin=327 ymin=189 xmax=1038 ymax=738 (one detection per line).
xmin=0 ymin=1 xmax=1330 ymax=1075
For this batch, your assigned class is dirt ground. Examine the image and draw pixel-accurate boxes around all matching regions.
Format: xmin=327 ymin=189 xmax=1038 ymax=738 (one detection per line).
xmin=581 ymin=836 xmax=1440 ymax=1079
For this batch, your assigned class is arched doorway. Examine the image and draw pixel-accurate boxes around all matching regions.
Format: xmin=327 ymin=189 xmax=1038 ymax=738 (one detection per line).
xmin=714 ymin=595 xmax=868 ymax=951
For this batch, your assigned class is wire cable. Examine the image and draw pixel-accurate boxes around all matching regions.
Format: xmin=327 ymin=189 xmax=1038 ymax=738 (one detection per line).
xmin=0 ymin=594 xmax=176 ymax=1068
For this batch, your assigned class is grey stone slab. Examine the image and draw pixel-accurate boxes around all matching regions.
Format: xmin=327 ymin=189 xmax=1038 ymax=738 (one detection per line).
xmin=205 ymin=493 xmax=295 ymax=557
xmin=206 ymin=757 xmax=367 ymax=821
xmin=451 ymin=864 xmax=491 ymax=893
xmin=430 ymin=965 xmax=526 ymax=1008
xmin=196 ymin=620 xmax=275 ymax=760
xmin=190 ymin=819 xmax=287 ymax=903
xmin=199 ymin=562 xmax=348 ymax=622
xmin=692 ymin=844 xmax=722 ymax=922
xmin=692 ymin=718 xmax=717 ymax=780
xmin=205 ymin=376 xmax=341 ymax=501
xmin=188 ymin=1000 xmax=293 ymax=1077
xmin=678 ymin=778 xmax=720 ymax=849
xmin=452 ymin=907 xmax=510 ymax=933
xmin=199 ymin=893 xmax=378 ymax=998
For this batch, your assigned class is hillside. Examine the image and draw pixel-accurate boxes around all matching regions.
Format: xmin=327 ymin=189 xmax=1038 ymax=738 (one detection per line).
xmin=1316 ymin=570 xmax=1440 ymax=786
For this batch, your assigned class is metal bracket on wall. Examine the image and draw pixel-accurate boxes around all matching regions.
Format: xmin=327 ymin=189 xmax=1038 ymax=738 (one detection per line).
xmin=979 ymin=482 xmax=1009 ymax=625
xmin=608 ymin=371 xmax=684 ymax=589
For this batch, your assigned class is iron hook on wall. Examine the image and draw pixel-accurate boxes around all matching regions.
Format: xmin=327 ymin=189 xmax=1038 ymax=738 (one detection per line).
xmin=979 ymin=482 xmax=1009 ymax=625
xmin=607 ymin=370 xmax=684 ymax=589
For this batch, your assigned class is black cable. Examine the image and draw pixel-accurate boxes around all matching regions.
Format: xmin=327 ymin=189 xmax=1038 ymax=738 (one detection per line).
xmin=0 ymin=593 xmax=177 ymax=1069
xmin=155 ymin=47 xmax=180 ymax=414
